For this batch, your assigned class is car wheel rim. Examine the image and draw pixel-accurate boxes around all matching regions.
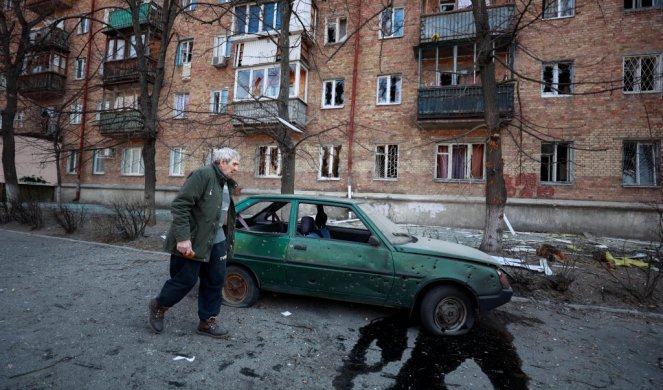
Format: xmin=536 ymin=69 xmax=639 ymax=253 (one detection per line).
xmin=224 ymin=273 xmax=248 ymax=303
xmin=433 ymin=297 xmax=467 ymax=332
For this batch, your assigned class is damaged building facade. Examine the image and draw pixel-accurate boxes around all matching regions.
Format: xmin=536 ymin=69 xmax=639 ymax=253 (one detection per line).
xmin=2 ymin=0 xmax=662 ymax=239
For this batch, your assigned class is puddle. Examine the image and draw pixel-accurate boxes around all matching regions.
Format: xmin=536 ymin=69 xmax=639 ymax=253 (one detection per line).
xmin=334 ymin=315 xmax=529 ymax=389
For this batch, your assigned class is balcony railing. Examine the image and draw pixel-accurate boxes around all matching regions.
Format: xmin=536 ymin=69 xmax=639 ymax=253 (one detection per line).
xmin=232 ymin=98 xmax=307 ymax=129
xmin=26 ymin=0 xmax=73 ymax=13
xmin=102 ymin=57 xmax=156 ymax=85
xmin=19 ymin=72 xmax=66 ymax=98
xmin=98 ymin=110 xmax=144 ymax=137
xmin=31 ymin=27 xmax=69 ymax=53
xmin=420 ymin=5 xmax=515 ymax=44
xmin=105 ymin=2 xmax=163 ymax=33
xmin=418 ymin=83 xmax=514 ymax=120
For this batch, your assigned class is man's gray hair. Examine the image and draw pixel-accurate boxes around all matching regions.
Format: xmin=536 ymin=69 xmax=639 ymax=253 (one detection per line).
xmin=212 ymin=147 xmax=240 ymax=164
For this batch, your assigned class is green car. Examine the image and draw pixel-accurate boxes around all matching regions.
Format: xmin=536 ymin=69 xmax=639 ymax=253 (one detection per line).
xmin=222 ymin=195 xmax=512 ymax=336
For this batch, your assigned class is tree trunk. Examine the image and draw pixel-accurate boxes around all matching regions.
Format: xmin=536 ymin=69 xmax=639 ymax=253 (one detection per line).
xmin=1 ymin=97 xmax=20 ymax=202
xmin=277 ymin=0 xmax=295 ymax=194
xmin=143 ymin=135 xmax=157 ymax=225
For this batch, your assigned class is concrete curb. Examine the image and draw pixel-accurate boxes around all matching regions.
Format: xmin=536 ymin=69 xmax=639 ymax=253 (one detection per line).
xmin=510 ymin=296 xmax=663 ymax=320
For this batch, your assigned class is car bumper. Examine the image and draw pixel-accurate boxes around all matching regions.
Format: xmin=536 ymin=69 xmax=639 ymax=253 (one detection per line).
xmin=477 ymin=288 xmax=513 ymax=313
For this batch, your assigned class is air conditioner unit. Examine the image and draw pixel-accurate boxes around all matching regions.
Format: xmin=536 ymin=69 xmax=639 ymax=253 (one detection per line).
xmin=99 ymin=148 xmax=115 ymax=158
xmin=182 ymin=62 xmax=191 ymax=80
xmin=212 ymin=56 xmax=227 ymax=68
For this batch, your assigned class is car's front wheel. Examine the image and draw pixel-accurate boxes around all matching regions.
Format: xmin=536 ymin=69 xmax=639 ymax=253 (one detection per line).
xmin=222 ymin=265 xmax=259 ymax=307
xmin=420 ymin=285 xmax=475 ymax=336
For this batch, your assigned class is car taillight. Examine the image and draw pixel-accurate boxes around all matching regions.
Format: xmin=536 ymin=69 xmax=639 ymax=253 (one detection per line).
xmin=497 ymin=269 xmax=510 ymax=289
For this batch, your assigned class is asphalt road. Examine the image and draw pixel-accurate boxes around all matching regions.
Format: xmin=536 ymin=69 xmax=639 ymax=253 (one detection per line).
xmin=1 ymin=229 xmax=661 ymax=389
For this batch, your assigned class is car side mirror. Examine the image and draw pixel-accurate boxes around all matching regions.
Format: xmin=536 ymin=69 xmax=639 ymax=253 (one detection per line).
xmin=368 ymin=235 xmax=380 ymax=247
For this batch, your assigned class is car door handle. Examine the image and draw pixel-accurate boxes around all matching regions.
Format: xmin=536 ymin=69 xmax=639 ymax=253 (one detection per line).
xmin=293 ymin=244 xmax=307 ymax=251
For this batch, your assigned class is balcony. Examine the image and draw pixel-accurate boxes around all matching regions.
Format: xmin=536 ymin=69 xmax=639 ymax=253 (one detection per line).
xmin=232 ymin=98 xmax=307 ymax=130
xmin=420 ymin=5 xmax=515 ymax=45
xmin=102 ymin=57 xmax=156 ymax=86
xmin=31 ymin=27 xmax=69 ymax=53
xmin=98 ymin=110 xmax=145 ymax=138
xmin=19 ymin=72 xmax=66 ymax=99
xmin=26 ymin=0 xmax=73 ymax=14
xmin=104 ymin=2 xmax=163 ymax=34
xmin=417 ymin=83 xmax=514 ymax=125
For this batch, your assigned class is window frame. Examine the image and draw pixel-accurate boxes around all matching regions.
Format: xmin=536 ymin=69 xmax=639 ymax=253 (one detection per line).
xmin=319 ymin=145 xmax=342 ymax=180
xmin=540 ymin=142 xmax=573 ymax=184
xmin=624 ymin=0 xmax=659 ymax=11
xmin=66 ymin=150 xmax=78 ymax=175
xmin=77 ymin=15 xmax=90 ymax=35
xmin=434 ymin=142 xmax=486 ymax=182
xmin=378 ymin=7 xmax=404 ymax=39
xmin=210 ymin=89 xmax=228 ymax=114
xmin=622 ymin=140 xmax=660 ymax=187
xmin=174 ymin=93 xmax=190 ymax=119
xmin=374 ymin=144 xmax=399 ymax=180
xmin=321 ymin=79 xmax=345 ymax=109
xmin=74 ymin=57 xmax=86 ymax=80
xmin=212 ymin=35 xmax=231 ymax=62
xmin=169 ymin=147 xmax=185 ymax=177
xmin=623 ymin=54 xmax=662 ymax=94
xmin=92 ymin=149 xmax=105 ymax=175
xmin=325 ymin=16 xmax=347 ymax=44
xmin=234 ymin=1 xmax=281 ymax=35
xmin=121 ymin=147 xmax=145 ymax=176
xmin=176 ymin=39 xmax=194 ymax=66
xmin=376 ymin=74 xmax=402 ymax=105
xmin=256 ymin=145 xmax=282 ymax=178
xmin=541 ymin=61 xmax=574 ymax=97
xmin=234 ymin=62 xmax=308 ymax=102
xmin=70 ymin=101 xmax=82 ymax=124
xmin=543 ymin=0 xmax=575 ymax=19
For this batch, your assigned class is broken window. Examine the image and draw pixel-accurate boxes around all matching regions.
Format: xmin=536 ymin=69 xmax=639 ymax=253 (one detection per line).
xmin=176 ymin=39 xmax=193 ymax=66
xmin=622 ymin=141 xmax=660 ymax=186
xmin=542 ymin=62 xmax=573 ymax=96
xmin=66 ymin=150 xmax=78 ymax=175
xmin=543 ymin=0 xmax=575 ymax=19
xmin=375 ymin=144 xmax=398 ymax=179
xmin=435 ymin=143 xmax=484 ymax=180
xmin=325 ymin=17 xmax=347 ymax=44
xmin=623 ymin=55 xmax=661 ymax=93
xmin=540 ymin=142 xmax=572 ymax=184
xmin=379 ymin=7 xmax=404 ymax=39
xmin=320 ymin=145 xmax=342 ymax=179
xmin=174 ymin=93 xmax=189 ymax=119
xmin=624 ymin=0 xmax=655 ymax=10
xmin=377 ymin=75 xmax=402 ymax=105
xmin=322 ymin=79 xmax=344 ymax=108
xmin=258 ymin=145 xmax=281 ymax=177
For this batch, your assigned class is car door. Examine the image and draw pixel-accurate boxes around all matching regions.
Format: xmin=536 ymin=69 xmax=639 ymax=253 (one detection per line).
xmin=284 ymin=202 xmax=394 ymax=302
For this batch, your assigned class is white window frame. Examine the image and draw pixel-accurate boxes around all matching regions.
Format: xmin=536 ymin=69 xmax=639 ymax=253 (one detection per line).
xmin=77 ymin=15 xmax=90 ymax=35
xmin=622 ymin=141 xmax=660 ymax=187
xmin=623 ymin=54 xmax=662 ymax=94
xmin=74 ymin=57 xmax=86 ymax=80
xmin=66 ymin=150 xmax=78 ymax=175
xmin=234 ymin=1 xmax=281 ymax=35
xmin=106 ymin=38 xmax=126 ymax=61
xmin=257 ymin=145 xmax=281 ymax=178
xmin=176 ymin=39 xmax=193 ymax=66
xmin=210 ymin=89 xmax=229 ymax=114
xmin=543 ymin=0 xmax=575 ymax=19
xmin=376 ymin=75 xmax=402 ymax=105
xmin=212 ymin=35 xmax=231 ymax=61
xmin=374 ymin=144 xmax=399 ymax=180
xmin=322 ymin=79 xmax=345 ymax=109
xmin=174 ymin=93 xmax=190 ymax=119
xmin=121 ymin=147 xmax=145 ymax=176
xmin=541 ymin=62 xmax=574 ymax=97
xmin=319 ymin=145 xmax=341 ymax=180
xmin=325 ymin=17 xmax=347 ymax=44
xmin=92 ymin=149 xmax=105 ymax=175
xmin=435 ymin=143 xmax=486 ymax=181
xmin=379 ymin=7 xmax=404 ymax=39
xmin=169 ymin=147 xmax=185 ymax=176
xmin=438 ymin=0 xmax=455 ymax=12
xmin=70 ymin=101 xmax=82 ymax=124
xmin=540 ymin=142 xmax=573 ymax=184
xmin=234 ymin=66 xmax=280 ymax=100
xmin=183 ymin=0 xmax=196 ymax=12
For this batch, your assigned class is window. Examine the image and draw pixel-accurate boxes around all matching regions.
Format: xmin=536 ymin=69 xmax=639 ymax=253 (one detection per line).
xmin=322 ymin=79 xmax=345 ymax=108
xmin=375 ymin=144 xmax=398 ymax=179
xmin=92 ymin=149 xmax=105 ymax=175
xmin=319 ymin=145 xmax=341 ymax=179
xmin=624 ymin=0 xmax=658 ymax=10
xmin=176 ymin=40 xmax=193 ymax=66
xmin=183 ymin=0 xmax=196 ymax=12
xmin=66 ymin=150 xmax=78 ymax=175
xmin=623 ymin=141 xmax=660 ymax=186
xmin=121 ymin=147 xmax=144 ymax=176
xmin=542 ymin=62 xmax=573 ymax=96
xmin=439 ymin=0 xmax=455 ymax=12
xmin=234 ymin=1 xmax=281 ymax=35
xmin=170 ymin=147 xmax=185 ymax=176
xmin=212 ymin=35 xmax=231 ymax=62
xmin=376 ymin=75 xmax=402 ymax=105
xmin=95 ymin=100 xmax=110 ymax=120
xmin=435 ymin=143 xmax=485 ymax=180
xmin=51 ymin=53 xmax=66 ymax=74
xmin=379 ymin=7 xmax=404 ymax=39
xmin=77 ymin=16 xmax=90 ymax=35
xmin=129 ymin=34 xmax=146 ymax=58
xmin=70 ymin=101 xmax=82 ymax=124
xmin=541 ymin=142 xmax=572 ymax=183
xmin=210 ymin=89 xmax=228 ymax=114
xmin=14 ymin=111 xmax=24 ymax=128
xmin=3 ymin=0 xmax=13 ymax=10
xmin=74 ymin=58 xmax=86 ymax=80
xmin=106 ymin=38 xmax=126 ymax=61
xmin=325 ymin=17 xmax=347 ymax=44
xmin=257 ymin=145 xmax=281 ymax=177
xmin=235 ymin=66 xmax=280 ymax=100
xmin=543 ymin=0 xmax=575 ymax=19
xmin=623 ymin=55 xmax=662 ymax=93
xmin=174 ymin=93 xmax=190 ymax=119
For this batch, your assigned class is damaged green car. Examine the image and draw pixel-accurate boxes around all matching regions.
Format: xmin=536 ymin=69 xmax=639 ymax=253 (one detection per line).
xmin=222 ymin=195 xmax=512 ymax=336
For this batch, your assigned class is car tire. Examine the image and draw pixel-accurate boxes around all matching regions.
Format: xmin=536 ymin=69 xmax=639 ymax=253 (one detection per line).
xmin=222 ymin=265 xmax=259 ymax=307
xmin=420 ymin=285 xmax=475 ymax=336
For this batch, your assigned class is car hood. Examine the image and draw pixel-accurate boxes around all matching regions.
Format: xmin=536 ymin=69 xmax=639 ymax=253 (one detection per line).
xmin=396 ymin=237 xmax=498 ymax=266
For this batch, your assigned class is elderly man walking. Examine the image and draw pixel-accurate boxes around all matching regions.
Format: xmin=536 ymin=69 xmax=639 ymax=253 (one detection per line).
xmin=148 ymin=147 xmax=240 ymax=338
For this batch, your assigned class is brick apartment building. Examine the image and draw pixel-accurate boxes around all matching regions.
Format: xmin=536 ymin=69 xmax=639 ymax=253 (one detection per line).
xmin=2 ymin=0 xmax=662 ymax=239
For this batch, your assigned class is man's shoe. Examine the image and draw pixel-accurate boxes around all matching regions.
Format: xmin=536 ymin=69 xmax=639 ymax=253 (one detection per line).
xmin=196 ymin=317 xmax=229 ymax=338
xmin=148 ymin=298 xmax=168 ymax=333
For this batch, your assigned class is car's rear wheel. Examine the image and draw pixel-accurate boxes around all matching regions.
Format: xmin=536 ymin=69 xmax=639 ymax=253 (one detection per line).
xmin=420 ymin=285 xmax=474 ymax=336
xmin=222 ymin=265 xmax=259 ymax=307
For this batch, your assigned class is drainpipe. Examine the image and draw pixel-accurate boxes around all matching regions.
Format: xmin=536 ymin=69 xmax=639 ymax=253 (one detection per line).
xmin=347 ymin=0 xmax=361 ymax=199
xmin=74 ymin=0 xmax=96 ymax=201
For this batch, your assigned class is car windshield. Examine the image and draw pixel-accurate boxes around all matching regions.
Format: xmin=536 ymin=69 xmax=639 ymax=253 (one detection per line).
xmin=357 ymin=203 xmax=413 ymax=245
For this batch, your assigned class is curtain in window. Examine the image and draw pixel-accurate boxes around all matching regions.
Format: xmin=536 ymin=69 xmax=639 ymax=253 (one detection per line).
xmin=451 ymin=145 xmax=467 ymax=179
xmin=437 ymin=145 xmax=448 ymax=179
xmin=471 ymin=144 xmax=484 ymax=179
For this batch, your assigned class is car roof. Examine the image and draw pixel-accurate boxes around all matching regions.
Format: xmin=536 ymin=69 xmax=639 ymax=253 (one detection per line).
xmin=241 ymin=194 xmax=363 ymax=205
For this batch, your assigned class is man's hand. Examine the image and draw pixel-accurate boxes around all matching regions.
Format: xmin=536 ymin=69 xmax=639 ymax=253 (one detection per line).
xmin=177 ymin=240 xmax=194 ymax=258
